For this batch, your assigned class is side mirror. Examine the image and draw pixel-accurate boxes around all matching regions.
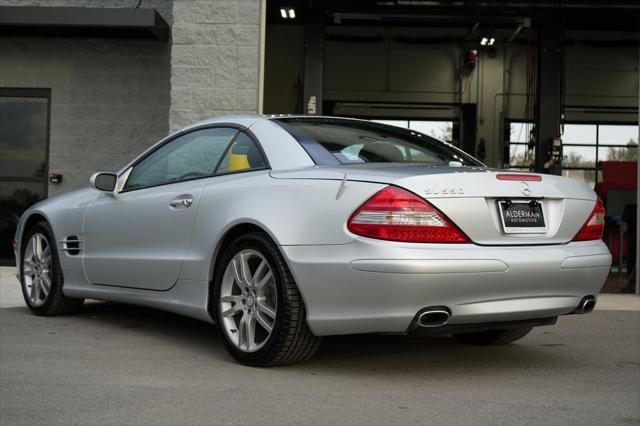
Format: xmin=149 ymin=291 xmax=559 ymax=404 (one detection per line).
xmin=90 ymin=172 xmax=117 ymax=192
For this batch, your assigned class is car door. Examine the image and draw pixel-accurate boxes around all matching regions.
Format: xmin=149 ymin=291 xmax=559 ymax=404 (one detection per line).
xmin=82 ymin=127 xmax=239 ymax=291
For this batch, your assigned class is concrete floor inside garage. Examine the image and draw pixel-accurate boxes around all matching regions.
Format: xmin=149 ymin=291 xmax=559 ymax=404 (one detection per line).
xmin=1 ymin=266 xmax=638 ymax=426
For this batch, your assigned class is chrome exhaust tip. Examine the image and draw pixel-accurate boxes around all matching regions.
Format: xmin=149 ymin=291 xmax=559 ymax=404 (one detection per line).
xmin=417 ymin=308 xmax=451 ymax=328
xmin=574 ymin=296 xmax=596 ymax=314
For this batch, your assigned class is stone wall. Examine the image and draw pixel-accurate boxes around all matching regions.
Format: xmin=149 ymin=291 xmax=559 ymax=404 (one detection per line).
xmin=169 ymin=0 xmax=262 ymax=132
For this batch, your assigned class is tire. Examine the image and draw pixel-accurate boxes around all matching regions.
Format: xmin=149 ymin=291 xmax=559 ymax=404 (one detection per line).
xmin=453 ymin=327 xmax=533 ymax=345
xmin=20 ymin=221 xmax=84 ymax=316
xmin=212 ymin=232 xmax=321 ymax=366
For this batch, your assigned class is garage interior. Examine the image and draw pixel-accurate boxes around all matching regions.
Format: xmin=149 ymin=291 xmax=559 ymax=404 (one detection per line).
xmin=263 ymin=0 xmax=639 ymax=293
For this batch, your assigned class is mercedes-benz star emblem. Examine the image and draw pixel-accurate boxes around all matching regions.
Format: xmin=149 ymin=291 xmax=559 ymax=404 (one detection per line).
xmin=520 ymin=181 xmax=532 ymax=197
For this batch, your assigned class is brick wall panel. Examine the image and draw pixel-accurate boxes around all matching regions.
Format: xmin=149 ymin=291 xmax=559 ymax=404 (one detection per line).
xmin=170 ymin=0 xmax=261 ymax=131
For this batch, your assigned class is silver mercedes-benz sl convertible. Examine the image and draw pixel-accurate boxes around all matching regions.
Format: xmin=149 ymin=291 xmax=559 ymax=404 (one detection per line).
xmin=14 ymin=116 xmax=612 ymax=366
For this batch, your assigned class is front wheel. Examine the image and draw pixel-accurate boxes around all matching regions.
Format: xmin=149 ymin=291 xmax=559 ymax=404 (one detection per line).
xmin=20 ymin=221 xmax=84 ymax=315
xmin=213 ymin=232 xmax=321 ymax=366
xmin=453 ymin=327 xmax=533 ymax=345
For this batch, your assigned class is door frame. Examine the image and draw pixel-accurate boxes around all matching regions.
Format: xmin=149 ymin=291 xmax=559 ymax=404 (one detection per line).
xmin=0 ymin=87 xmax=51 ymax=266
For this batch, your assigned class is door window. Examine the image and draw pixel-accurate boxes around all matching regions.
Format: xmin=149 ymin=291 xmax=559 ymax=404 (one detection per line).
xmin=124 ymin=127 xmax=238 ymax=191
xmin=215 ymin=132 xmax=267 ymax=174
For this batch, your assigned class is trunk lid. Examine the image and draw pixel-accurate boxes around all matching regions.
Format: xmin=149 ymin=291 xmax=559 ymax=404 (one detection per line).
xmin=271 ymin=164 xmax=597 ymax=245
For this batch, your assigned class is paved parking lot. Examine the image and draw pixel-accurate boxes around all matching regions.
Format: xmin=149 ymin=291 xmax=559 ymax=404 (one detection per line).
xmin=1 ymin=267 xmax=639 ymax=425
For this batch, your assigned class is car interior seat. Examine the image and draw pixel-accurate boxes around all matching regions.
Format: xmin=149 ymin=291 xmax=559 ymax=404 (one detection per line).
xmin=360 ymin=142 xmax=405 ymax=162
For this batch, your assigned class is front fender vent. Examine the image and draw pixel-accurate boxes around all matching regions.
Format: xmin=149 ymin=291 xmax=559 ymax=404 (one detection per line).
xmin=61 ymin=236 xmax=82 ymax=255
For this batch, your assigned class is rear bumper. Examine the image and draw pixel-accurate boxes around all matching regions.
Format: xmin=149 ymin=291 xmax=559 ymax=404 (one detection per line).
xmin=281 ymin=239 xmax=611 ymax=336
xmin=409 ymin=316 xmax=558 ymax=337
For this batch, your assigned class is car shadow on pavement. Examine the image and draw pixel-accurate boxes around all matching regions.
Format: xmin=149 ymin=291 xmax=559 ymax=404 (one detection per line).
xmin=3 ymin=300 xmax=575 ymax=373
xmin=309 ymin=333 xmax=572 ymax=376
xmin=3 ymin=300 xmax=229 ymax=362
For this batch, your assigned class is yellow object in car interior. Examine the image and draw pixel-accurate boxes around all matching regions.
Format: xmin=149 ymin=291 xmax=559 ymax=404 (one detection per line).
xmin=228 ymin=143 xmax=250 ymax=171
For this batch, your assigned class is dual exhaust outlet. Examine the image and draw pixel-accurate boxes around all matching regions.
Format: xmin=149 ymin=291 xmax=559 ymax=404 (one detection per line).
xmin=416 ymin=296 xmax=596 ymax=329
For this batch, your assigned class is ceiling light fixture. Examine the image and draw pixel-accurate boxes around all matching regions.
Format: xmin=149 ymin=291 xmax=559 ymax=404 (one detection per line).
xmin=280 ymin=8 xmax=296 ymax=19
xmin=480 ymin=36 xmax=496 ymax=46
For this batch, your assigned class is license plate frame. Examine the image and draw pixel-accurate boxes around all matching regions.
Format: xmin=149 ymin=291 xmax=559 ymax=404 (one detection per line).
xmin=498 ymin=200 xmax=546 ymax=234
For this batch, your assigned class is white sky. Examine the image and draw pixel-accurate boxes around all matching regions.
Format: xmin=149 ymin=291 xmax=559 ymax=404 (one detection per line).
xmin=371 ymin=119 xmax=453 ymax=141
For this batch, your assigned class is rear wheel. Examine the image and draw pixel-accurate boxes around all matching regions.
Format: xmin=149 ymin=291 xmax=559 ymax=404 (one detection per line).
xmin=20 ymin=221 xmax=84 ymax=315
xmin=453 ymin=327 xmax=533 ymax=345
xmin=213 ymin=232 xmax=321 ymax=366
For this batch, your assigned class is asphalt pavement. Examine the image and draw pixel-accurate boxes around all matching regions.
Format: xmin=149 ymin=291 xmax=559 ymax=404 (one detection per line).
xmin=1 ymin=267 xmax=639 ymax=425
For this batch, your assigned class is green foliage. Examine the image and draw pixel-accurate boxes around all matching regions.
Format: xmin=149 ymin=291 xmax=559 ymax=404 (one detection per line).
xmin=428 ymin=123 xmax=453 ymax=142
xmin=604 ymin=139 xmax=638 ymax=162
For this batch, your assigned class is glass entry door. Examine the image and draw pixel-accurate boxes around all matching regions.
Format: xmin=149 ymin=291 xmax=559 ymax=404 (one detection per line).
xmin=0 ymin=88 xmax=50 ymax=265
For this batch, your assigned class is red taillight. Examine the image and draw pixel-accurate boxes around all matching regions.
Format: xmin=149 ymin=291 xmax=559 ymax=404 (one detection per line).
xmin=347 ymin=186 xmax=470 ymax=243
xmin=573 ymin=198 xmax=606 ymax=241
xmin=496 ymin=174 xmax=543 ymax=181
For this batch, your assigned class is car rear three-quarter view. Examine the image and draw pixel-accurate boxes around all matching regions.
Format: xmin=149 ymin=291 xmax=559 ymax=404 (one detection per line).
xmin=14 ymin=116 xmax=612 ymax=367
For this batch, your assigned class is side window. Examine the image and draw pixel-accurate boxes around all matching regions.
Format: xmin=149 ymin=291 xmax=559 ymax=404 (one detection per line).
xmin=216 ymin=132 xmax=267 ymax=174
xmin=124 ymin=127 xmax=237 ymax=190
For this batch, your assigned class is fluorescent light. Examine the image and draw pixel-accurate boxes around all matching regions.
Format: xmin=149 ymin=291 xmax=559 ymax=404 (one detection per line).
xmin=280 ymin=8 xmax=287 ymax=18
xmin=288 ymin=8 xmax=295 ymax=19
xmin=489 ymin=37 xmax=495 ymax=46
xmin=480 ymin=37 xmax=488 ymax=46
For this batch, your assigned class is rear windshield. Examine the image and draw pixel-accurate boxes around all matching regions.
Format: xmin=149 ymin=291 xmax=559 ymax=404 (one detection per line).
xmin=273 ymin=117 xmax=483 ymax=167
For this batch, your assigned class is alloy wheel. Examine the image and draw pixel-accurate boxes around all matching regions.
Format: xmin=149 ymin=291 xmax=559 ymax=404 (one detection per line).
xmin=22 ymin=233 xmax=52 ymax=307
xmin=219 ymin=249 xmax=278 ymax=352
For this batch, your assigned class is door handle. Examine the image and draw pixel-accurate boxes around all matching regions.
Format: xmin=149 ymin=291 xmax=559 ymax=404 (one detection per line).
xmin=169 ymin=197 xmax=193 ymax=208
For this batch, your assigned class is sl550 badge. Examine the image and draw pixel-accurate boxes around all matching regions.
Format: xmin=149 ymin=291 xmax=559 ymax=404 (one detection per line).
xmin=424 ymin=188 xmax=465 ymax=195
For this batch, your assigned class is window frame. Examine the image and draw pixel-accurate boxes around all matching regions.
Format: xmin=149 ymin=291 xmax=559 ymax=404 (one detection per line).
xmin=505 ymin=120 xmax=534 ymax=171
xmin=505 ymin=119 xmax=638 ymax=185
xmin=119 ymin=124 xmax=270 ymax=193
xmin=272 ymin=117 xmax=483 ymax=167
xmin=336 ymin=112 xmax=460 ymax=145
xmin=369 ymin=118 xmax=457 ymax=145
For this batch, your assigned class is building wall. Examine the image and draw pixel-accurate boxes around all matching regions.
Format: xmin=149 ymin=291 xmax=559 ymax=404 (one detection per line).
xmin=169 ymin=0 xmax=262 ymax=132
xmin=0 ymin=0 xmax=173 ymax=196
xmin=0 ymin=0 xmax=266 ymax=194
xmin=264 ymin=25 xmax=639 ymax=167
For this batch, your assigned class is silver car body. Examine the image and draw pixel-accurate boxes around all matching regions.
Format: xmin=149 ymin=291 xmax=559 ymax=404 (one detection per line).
xmin=14 ymin=116 xmax=612 ymax=335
